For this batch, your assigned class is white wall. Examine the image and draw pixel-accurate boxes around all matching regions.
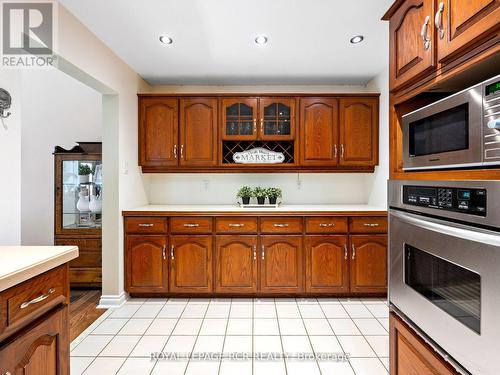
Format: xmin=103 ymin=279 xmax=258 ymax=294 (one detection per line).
xmin=0 ymin=70 xmax=22 ymax=245
xmin=20 ymin=69 xmax=102 ymax=245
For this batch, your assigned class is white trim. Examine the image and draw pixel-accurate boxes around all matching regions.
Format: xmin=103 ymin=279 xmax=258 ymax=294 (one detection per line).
xmin=97 ymin=291 xmax=128 ymax=309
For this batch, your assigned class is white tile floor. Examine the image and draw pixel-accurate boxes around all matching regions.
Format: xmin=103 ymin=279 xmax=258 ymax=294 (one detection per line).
xmin=71 ymin=297 xmax=389 ymax=375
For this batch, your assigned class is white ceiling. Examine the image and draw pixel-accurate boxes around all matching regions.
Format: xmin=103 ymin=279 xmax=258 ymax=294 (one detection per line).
xmin=59 ymin=0 xmax=392 ymax=85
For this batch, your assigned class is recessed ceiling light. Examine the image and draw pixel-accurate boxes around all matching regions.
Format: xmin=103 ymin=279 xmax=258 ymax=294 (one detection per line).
xmin=350 ymin=35 xmax=364 ymax=44
xmin=255 ymin=35 xmax=268 ymax=45
xmin=159 ymin=35 xmax=173 ymax=45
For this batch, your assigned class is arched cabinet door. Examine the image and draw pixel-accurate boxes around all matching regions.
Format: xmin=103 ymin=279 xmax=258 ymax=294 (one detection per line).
xmin=221 ymin=98 xmax=258 ymax=140
xmin=350 ymin=235 xmax=387 ymax=294
xmin=259 ymin=98 xmax=296 ymax=140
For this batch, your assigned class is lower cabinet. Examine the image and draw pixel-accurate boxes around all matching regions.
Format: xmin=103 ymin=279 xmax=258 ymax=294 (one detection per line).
xmin=125 ymin=235 xmax=168 ymax=293
xmin=170 ymin=235 xmax=213 ymax=293
xmin=260 ymin=236 xmax=303 ymax=293
xmin=390 ymin=313 xmax=459 ymax=375
xmin=0 ymin=306 xmax=69 ymax=375
xmin=350 ymin=235 xmax=387 ymax=293
xmin=305 ymin=235 xmax=349 ymax=294
xmin=215 ymin=236 xmax=258 ymax=293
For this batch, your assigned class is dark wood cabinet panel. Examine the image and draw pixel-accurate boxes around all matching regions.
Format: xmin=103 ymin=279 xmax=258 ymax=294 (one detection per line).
xmin=437 ymin=0 xmax=500 ymax=62
xmin=0 ymin=306 xmax=69 ymax=375
xmin=259 ymin=97 xmax=296 ymax=140
xmin=125 ymin=235 xmax=168 ymax=293
xmin=350 ymin=235 xmax=387 ymax=294
xmin=215 ymin=235 xmax=258 ymax=293
xmin=388 ymin=0 xmax=436 ymax=90
xmin=139 ymin=97 xmax=179 ymax=167
xmin=390 ymin=313 xmax=459 ymax=375
xmin=260 ymin=236 xmax=303 ymax=293
xmin=339 ymin=98 xmax=378 ymax=166
xmin=180 ymin=98 xmax=218 ymax=166
xmin=170 ymin=235 xmax=213 ymax=293
xmin=305 ymin=236 xmax=349 ymax=293
xmin=299 ymin=98 xmax=339 ymax=166
xmin=221 ymin=98 xmax=259 ymax=140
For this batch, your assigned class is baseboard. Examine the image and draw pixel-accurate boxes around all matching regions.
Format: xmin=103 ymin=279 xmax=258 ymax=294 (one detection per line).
xmin=98 ymin=291 xmax=128 ymax=309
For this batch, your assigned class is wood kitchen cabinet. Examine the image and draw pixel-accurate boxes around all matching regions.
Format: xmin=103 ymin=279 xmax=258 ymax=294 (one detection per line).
xmin=179 ymin=97 xmax=218 ymax=166
xmin=170 ymin=235 xmax=213 ymax=293
xmin=125 ymin=235 xmax=168 ymax=293
xmin=139 ymin=97 xmax=179 ymax=167
xmin=435 ymin=0 xmax=500 ymax=62
xmin=305 ymin=235 xmax=349 ymax=294
xmin=215 ymin=235 xmax=258 ymax=293
xmin=259 ymin=98 xmax=296 ymax=140
xmin=299 ymin=98 xmax=339 ymax=166
xmin=387 ymin=0 xmax=436 ymax=90
xmin=350 ymin=235 xmax=388 ymax=294
xmin=221 ymin=98 xmax=259 ymax=140
xmin=260 ymin=236 xmax=303 ymax=293
xmin=339 ymin=98 xmax=379 ymax=167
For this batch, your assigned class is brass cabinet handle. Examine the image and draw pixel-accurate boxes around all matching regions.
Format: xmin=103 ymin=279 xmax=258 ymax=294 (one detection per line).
xmin=344 ymin=244 xmax=348 ymax=260
xmin=260 ymin=118 xmax=264 ymax=134
xmin=340 ymin=144 xmax=344 ymax=158
xmin=273 ymin=223 xmax=289 ymax=228
xmin=228 ymin=223 xmax=245 ymax=227
xmin=180 ymin=144 xmax=184 ymax=158
xmin=435 ymin=2 xmax=445 ymax=39
xmin=253 ymin=119 xmax=257 ymax=134
xmin=319 ymin=223 xmax=334 ymax=227
xmin=363 ymin=223 xmax=380 ymax=227
xmin=253 ymin=245 xmax=257 ymax=261
xmin=261 ymin=245 xmax=265 ymax=260
xmin=138 ymin=223 xmax=154 ymax=227
xmin=173 ymin=144 xmax=178 ymax=159
xmin=162 ymin=245 xmax=166 ymax=260
xmin=421 ymin=15 xmax=431 ymax=50
xmin=183 ymin=223 xmax=199 ymax=227
xmin=333 ymin=144 xmax=338 ymax=158
xmin=352 ymin=244 xmax=356 ymax=260
xmin=20 ymin=288 xmax=55 ymax=309
xmin=170 ymin=245 xmax=174 ymax=260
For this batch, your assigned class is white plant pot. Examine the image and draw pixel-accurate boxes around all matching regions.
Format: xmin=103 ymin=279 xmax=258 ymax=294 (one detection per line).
xmin=79 ymin=174 xmax=90 ymax=184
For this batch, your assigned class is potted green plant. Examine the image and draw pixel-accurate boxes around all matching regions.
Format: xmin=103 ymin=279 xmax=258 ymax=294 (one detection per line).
xmin=78 ymin=164 xmax=92 ymax=184
xmin=237 ymin=186 xmax=253 ymax=205
xmin=266 ymin=187 xmax=282 ymax=205
xmin=253 ymin=187 xmax=267 ymax=205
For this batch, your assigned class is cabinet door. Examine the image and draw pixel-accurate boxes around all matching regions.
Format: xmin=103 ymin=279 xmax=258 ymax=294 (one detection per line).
xmin=339 ymin=98 xmax=378 ymax=167
xmin=179 ymin=98 xmax=218 ymax=167
xmin=215 ymin=235 xmax=258 ymax=293
xmin=305 ymin=236 xmax=349 ymax=294
xmin=299 ymin=98 xmax=339 ymax=166
xmin=260 ymin=236 xmax=303 ymax=293
xmin=170 ymin=235 xmax=213 ymax=293
xmin=350 ymin=235 xmax=387 ymax=294
xmin=139 ymin=97 xmax=179 ymax=167
xmin=125 ymin=235 xmax=168 ymax=293
xmin=221 ymin=98 xmax=258 ymax=140
xmin=0 ymin=306 xmax=69 ymax=375
xmin=436 ymin=0 xmax=500 ymax=61
xmin=389 ymin=0 xmax=436 ymax=90
xmin=259 ymin=98 xmax=296 ymax=140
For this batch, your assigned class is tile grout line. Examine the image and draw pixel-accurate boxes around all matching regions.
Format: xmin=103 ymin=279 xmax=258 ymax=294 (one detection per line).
xmin=217 ymin=298 xmax=233 ymax=375
xmin=273 ymin=299 xmax=288 ymax=375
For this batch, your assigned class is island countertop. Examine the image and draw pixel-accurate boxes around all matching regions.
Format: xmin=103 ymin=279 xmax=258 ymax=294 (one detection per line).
xmin=0 ymin=246 xmax=78 ymax=292
xmin=123 ymin=204 xmax=387 ymax=216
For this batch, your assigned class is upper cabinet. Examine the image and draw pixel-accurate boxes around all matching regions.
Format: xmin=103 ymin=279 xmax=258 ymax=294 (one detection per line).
xmin=139 ymin=97 xmax=178 ymax=167
xmin=388 ymin=0 xmax=436 ymax=90
xmin=221 ymin=98 xmax=258 ymax=140
xmin=259 ymin=98 xmax=296 ymax=140
xmin=179 ymin=98 xmax=218 ymax=167
xmin=339 ymin=98 xmax=379 ymax=167
xmin=299 ymin=98 xmax=339 ymax=166
xmin=435 ymin=0 xmax=500 ymax=62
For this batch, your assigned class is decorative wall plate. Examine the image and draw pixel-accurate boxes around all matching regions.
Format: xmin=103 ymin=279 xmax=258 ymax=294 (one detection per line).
xmin=233 ymin=147 xmax=285 ymax=164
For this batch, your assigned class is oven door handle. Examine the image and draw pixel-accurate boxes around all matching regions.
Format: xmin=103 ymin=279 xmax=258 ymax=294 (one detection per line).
xmin=390 ymin=210 xmax=500 ymax=247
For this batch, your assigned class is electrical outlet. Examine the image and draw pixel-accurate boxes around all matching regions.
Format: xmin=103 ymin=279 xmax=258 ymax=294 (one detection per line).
xmin=123 ymin=161 xmax=129 ymax=175
xmin=296 ymin=175 xmax=302 ymax=190
xmin=203 ymin=180 xmax=210 ymax=191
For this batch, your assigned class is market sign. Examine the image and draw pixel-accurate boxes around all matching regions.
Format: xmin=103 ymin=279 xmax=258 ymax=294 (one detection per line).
xmin=233 ymin=147 xmax=285 ymax=164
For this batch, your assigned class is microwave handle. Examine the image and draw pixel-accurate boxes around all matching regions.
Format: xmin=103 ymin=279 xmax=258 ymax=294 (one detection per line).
xmin=390 ymin=210 xmax=500 ymax=247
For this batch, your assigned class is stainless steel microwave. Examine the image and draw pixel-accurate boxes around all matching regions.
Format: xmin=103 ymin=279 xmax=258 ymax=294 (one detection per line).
xmin=403 ymin=74 xmax=500 ymax=170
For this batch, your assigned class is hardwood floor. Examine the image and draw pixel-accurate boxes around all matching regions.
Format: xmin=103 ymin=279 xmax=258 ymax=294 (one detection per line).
xmin=69 ymin=289 xmax=106 ymax=341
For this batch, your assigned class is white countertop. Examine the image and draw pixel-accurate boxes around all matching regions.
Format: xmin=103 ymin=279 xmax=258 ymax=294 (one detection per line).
xmin=125 ymin=204 xmax=387 ymax=213
xmin=0 ymin=246 xmax=78 ymax=292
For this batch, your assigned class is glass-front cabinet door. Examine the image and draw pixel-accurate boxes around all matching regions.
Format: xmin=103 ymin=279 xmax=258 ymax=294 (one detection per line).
xmin=259 ymin=98 xmax=295 ymax=140
xmin=55 ymin=155 xmax=102 ymax=236
xmin=221 ymin=98 xmax=258 ymax=140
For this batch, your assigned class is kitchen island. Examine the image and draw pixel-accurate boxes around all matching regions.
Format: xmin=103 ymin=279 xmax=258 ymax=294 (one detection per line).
xmin=123 ymin=205 xmax=387 ymax=297
xmin=0 ymin=246 xmax=78 ymax=375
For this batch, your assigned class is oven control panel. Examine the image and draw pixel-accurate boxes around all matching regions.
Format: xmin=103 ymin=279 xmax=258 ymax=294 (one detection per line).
xmin=403 ymin=186 xmax=487 ymax=216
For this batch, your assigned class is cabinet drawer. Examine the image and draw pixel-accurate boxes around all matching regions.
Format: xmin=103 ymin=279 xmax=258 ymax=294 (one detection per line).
xmin=305 ymin=217 xmax=347 ymax=233
xmin=1 ymin=265 xmax=68 ymax=329
xmin=349 ymin=217 xmax=387 ymax=233
xmin=216 ymin=217 xmax=258 ymax=233
xmin=54 ymin=238 xmax=101 ymax=268
xmin=260 ymin=217 xmax=303 ymax=234
xmin=171 ymin=217 xmax=213 ymax=233
xmin=125 ymin=217 xmax=168 ymax=234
